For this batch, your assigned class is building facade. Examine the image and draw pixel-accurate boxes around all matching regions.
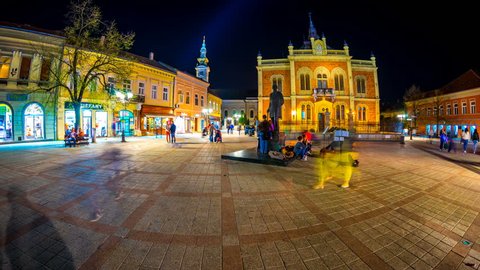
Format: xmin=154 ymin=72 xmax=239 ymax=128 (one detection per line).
xmin=175 ymin=70 xmax=209 ymax=133
xmin=207 ymin=92 xmax=222 ymax=128
xmin=222 ymin=98 xmax=258 ymax=127
xmin=0 ymin=24 xmax=65 ymax=143
xmin=405 ymin=70 xmax=480 ymax=136
xmin=256 ymin=14 xmax=380 ymax=133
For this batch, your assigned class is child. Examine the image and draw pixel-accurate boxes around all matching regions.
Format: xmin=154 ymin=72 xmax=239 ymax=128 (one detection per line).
xmin=215 ymin=129 xmax=222 ymax=143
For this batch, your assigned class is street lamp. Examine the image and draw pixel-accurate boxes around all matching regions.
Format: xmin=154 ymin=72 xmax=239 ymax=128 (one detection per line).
xmin=116 ymin=90 xmax=133 ymax=143
xmin=291 ymin=110 xmax=296 ymax=131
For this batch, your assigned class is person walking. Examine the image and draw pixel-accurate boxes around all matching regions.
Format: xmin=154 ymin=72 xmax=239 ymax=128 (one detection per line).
xmin=170 ymin=122 xmax=177 ymax=143
xmin=439 ymin=129 xmax=446 ymax=151
xmin=461 ymin=128 xmax=471 ymax=154
xmin=472 ymin=128 xmax=479 ymax=154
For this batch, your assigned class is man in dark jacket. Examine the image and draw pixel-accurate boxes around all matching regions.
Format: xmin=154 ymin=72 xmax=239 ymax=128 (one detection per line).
xmin=170 ymin=122 xmax=177 ymax=143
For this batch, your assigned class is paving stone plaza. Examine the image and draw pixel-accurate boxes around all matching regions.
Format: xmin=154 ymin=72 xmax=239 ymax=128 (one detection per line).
xmin=0 ymin=134 xmax=479 ymax=269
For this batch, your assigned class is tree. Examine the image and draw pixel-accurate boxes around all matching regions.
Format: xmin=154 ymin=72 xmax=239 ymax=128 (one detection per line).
xmin=403 ymin=85 xmax=424 ymax=130
xmin=238 ymin=113 xmax=249 ymax=126
xmin=430 ymin=89 xmax=446 ymax=136
xmin=39 ymin=0 xmax=134 ymax=131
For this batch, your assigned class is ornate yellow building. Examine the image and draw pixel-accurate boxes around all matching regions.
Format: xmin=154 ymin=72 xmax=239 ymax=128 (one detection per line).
xmin=257 ymin=14 xmax=380 ymax=132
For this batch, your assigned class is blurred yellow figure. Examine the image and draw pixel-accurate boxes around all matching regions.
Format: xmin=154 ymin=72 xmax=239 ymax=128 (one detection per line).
xmin=313 ymin=146 xmax=359 ymax=189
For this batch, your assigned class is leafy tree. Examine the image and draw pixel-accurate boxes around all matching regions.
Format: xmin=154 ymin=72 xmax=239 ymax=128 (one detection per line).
xmin=39 ymin=0 xmax=135 ymax=131
xmin=238 ymin=113 xmax=249 ymax=126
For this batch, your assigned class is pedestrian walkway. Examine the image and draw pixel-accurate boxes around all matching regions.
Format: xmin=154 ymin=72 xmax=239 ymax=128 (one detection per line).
xmin=0 ymin=136 xmax=479 ymax=269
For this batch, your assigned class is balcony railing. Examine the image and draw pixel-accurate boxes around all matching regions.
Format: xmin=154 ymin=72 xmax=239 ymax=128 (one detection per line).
xmin=130 ymin=94 xmax=145 ymax=103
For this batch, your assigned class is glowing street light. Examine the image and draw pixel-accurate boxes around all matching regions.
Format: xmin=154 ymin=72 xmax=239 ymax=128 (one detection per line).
xmin=116 ymin=90 xmax=133 ymax=143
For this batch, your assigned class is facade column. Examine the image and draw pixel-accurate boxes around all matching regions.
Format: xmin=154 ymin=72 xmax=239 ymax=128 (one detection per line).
xmin=346 ymin=57 xmax=355 ymax=125
xmin=29 ymin=53 xmax=42 ymax=88
xmin=7 ymin=51 xmax=21 ymax=88
xmin=257 ymin=67 xmax=263 ymax=117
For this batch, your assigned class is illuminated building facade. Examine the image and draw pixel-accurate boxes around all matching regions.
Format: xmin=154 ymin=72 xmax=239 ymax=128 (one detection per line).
xmin=0 ymin=24 xmax=64 ymax=143
xmin=256 ymin=14 xmax=380 ymax=132
xmin=405 ymin=70 xmax=480 ymax=136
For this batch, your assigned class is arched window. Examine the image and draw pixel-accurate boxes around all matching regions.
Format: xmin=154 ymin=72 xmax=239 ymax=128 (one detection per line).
xmin=336 ymin=105 xmax=341 ymax=120
xmin=358 ymin=106 xmax=367 ymax=121
xmin=300 ymin=74 xmax=310 ymax=90
xmin=224 ymin=110 xmax=228 ymax=117
xmin=356 ymin=77 xmax=366 ymax=94
xmin=341 ymin=105 xmax=345 ymax=120
xmin=249 ymin=110 xmax=254 ymax=118
xmin=306 ymin=105 xmax=311 ymax=120
xmin=195 ymin=94 xmax=199 ymax=106
xmin=334 ymin=74 xmax=345 ymax=90
xmin=272 ymin=76 xmax=283 ymax=92
xmin=301 ymin=105 xmax=306 ymax=120
xmin=317 ymin=73 xmax=327 ymax=88
xmin=24 ymin=103 xmax=44 ymax=140
xmin=201 ymin=96 xmax=204 ymax=106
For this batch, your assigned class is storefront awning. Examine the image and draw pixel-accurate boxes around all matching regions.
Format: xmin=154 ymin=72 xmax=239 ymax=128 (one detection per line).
xmin=141 ymin=105 xmax=174 ymax=117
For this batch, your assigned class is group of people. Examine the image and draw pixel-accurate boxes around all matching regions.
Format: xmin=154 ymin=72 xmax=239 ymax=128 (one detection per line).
xmin=439 ymin=128 xmax=479 ymax=154
xmin=64 ymin=127 xmax=88 ymax=142
xmin=203 ymin=123 xmax=222 ymax=143
xmin=165 ymin=121 xmax=177 ymax=143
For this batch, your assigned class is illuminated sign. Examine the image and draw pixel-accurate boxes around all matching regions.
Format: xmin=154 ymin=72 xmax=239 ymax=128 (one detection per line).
xmin=65 ymin=102 xmax=104 ymax=110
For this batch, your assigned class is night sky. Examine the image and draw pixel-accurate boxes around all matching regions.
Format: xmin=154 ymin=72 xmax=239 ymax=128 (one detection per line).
xmin=3 ymin=0 xmax=479 ymax=105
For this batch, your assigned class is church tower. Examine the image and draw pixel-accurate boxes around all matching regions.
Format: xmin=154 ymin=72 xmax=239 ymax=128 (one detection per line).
xmin=195 ymin=36 xmax=210 ymax=82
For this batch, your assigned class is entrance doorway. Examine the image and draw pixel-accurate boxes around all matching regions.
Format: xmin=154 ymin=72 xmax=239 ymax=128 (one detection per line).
xmin=83 ymin=110 xmax=92 ymax=137
xmin=24 ymin=103 xmax=44 ymax=140
xmin=318 ymin=113 xmax=325 ymax=132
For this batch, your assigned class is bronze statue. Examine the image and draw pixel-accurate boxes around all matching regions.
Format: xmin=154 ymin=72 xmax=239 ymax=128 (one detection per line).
xmin=267 ymin=84 xmax=284 ymax=141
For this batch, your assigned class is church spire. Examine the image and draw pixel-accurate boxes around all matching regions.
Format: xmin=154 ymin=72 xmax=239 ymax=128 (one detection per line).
xmin=308 ymin=12 xmax=320 ymax=40
xmin=196 ymin=36 xmax=210 ymax=82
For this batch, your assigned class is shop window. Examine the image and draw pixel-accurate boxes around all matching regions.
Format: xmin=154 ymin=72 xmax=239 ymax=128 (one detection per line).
xmin=306 ymin=105 xmax=311 ymax=120
xmin=0 ymin=56 xmax=12 ymax=79
xmin=24 ymin=103 xmax=44 ymax=140
xmin=301 ymin=105 xmax=306 ymax=120
xmin=0 ymin=103 xmax=13 ymax=141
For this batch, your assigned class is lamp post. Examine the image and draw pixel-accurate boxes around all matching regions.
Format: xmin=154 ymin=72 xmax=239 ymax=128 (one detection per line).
xmin=291 ymin=110 xmax=296 ymax=131
xmin=116 ymin=90 xmax=133 ymax=143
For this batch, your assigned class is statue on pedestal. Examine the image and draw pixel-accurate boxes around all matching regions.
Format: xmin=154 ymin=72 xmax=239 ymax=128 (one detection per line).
xmin=267 ymin=84 xmax=284 ymax=143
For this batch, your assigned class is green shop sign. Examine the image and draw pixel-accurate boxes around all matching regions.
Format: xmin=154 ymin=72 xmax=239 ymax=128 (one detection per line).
xmin=65 ymin=102 xmax=104 ymax=110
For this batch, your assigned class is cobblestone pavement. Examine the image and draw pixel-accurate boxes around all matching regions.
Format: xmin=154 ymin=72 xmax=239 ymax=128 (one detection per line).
xmin=0 ymin=135 xmax=479 ymax=270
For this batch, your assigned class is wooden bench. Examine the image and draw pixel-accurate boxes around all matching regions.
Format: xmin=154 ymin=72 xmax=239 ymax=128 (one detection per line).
xmin=64 ymin=137 xmax=90 ymax=147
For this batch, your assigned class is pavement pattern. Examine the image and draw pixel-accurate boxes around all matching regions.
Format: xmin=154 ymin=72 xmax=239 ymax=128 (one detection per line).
xmin=0 ymin=134 xmax=479 ymax=270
